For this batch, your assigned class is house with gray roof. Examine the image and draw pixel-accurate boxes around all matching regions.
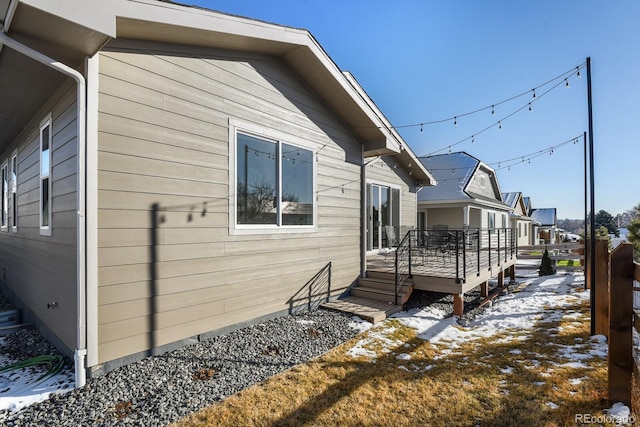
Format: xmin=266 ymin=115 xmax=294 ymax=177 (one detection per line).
xmin=502 ymin=192 xmax=537 ymax=246
xmin=531 ymin=208 xmax=558 ymax=244
xmin=417 ymin=152 xmax=512 ymax=231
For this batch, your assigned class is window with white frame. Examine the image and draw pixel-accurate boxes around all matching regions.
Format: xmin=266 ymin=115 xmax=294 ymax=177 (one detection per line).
xmin=488 ymin=212 xmax=495 ymax=230
xmin=1 ymin=161 xmax=7 ymax=230
xmin=234 ymin=129 xmax=314 ymax=229
xmin=10 ymin=152 xmax=16 ymax=231
xmin=40 ymin=116 xmax=52 ymax=235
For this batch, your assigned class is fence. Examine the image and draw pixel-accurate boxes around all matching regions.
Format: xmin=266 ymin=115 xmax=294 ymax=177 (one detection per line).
xmin=602 ymin=242 xmax=639 ymax=407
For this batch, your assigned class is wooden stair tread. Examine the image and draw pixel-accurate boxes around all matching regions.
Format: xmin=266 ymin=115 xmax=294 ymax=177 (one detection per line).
xmin=322 ymin=296 xmax=403 ymax=323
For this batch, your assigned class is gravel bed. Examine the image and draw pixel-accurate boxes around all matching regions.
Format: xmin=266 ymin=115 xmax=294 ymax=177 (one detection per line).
xmin=0 ymin=280 xmax=509 ymax=426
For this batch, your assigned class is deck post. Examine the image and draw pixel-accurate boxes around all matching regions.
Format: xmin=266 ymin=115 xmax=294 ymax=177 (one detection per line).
xmin=497 ymin=270 xmax=504 ymax=290
xmin=453 ymin=293 xmax=464 ymax=317
xmin=509 ymin=265 xmax=515 ymax=283
xmin=481 ymin=281 xmax=489 ymax=298
xmin=595 ymin=239 xmax=609 ymax=336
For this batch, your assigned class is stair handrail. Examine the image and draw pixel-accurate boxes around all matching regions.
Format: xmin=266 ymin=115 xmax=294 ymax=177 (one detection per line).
xmin=394 ymin=229 xmax=413 ymax=305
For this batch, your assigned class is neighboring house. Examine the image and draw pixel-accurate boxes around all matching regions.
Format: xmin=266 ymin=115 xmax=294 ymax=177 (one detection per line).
xmin=417 ymin=152 xmax=512 ymax=230
xmin=502 ymin=192 xmax=534 ymax=247
xmin=531 ymin=208 xmax=558 ymax=244
xmin=0 ymin=0 xmax=434 ymax=385
xmin=411 ymin=152 xmax=517 ymax=317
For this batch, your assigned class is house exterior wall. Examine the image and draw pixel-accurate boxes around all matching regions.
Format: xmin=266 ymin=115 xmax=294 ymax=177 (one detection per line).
xmin=425 ymin=207 xmax=464 ymax=228
xmin=0 ymin=81 xmax=78 ymax=356
xmin=366 ymin=157 xmax=417 ymax=238
xmin=95 ymin=40 xmax=364 ymax=365
xmin=466 ymin=169 xmax=497 ymax=199
xmin=514 ymin=219 xmax=530 ymax=247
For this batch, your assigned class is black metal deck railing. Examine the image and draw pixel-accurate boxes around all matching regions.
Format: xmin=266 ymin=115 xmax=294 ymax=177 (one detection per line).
xmin=394 ymin=228 xmax=517 ymax=300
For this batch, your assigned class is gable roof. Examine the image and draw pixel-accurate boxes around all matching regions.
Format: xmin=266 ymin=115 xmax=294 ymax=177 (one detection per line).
xmin=0 ymin=0 xmax=410 ymax=157
xmin=343 ymin=71 xmax=435 ymax=186
xmin=417 ymin=151 xmax=509 ymax=209
xmin=531 ymin=208 xmax=557 ymax=227
xmin=502 ymin=192 xmax=521 ymax=209
xmin=502 ymin=192 xmax=532 ymax=219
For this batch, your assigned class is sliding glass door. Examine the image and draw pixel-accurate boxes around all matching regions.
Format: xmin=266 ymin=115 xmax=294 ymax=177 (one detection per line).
xmin=367 ymin=183 xmax=400 ymax=251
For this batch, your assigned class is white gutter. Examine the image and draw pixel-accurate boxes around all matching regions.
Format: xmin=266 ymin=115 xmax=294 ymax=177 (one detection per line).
xmin=0 ymin=30 xmax=88 ymax=388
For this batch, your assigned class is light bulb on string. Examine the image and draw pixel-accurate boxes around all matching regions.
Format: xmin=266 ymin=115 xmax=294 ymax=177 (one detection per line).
xmin=498 ymin=121 xmax=502 ymax=130
xmin=565 ymin=79 xmax=570 ymax=88
xmin=448 ymin=146 xmax=451 ymax=154
xmin=576 ymin=67 xmax=581 ymax=78
xmin=471 ymin=135 xmax=475 ymax=144
xmin=532 ymin=89 xmax=536 ymax=100
xmin=420 ymin=124 xmax=423 ymax=132
xmin=454 ymin=116 xmax=457 ymax=127
xmin=528 ymin=103 xmax=532 ymax=112
xmin=491 ymin=105 xmax=495 ymax=115
xmin=451 ymin=168 xmax=455 ymax=175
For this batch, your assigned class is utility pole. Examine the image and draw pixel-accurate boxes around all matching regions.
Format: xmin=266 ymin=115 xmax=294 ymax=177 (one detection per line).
xmin=586 ymin=57 xmax=596 ymax=335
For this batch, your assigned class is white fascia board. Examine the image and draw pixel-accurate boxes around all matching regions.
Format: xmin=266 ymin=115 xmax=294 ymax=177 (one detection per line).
xmin=19 ymin=0 xmax=116 ymax=36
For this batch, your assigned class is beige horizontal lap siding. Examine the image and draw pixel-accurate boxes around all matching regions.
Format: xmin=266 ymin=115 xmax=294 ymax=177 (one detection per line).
xmin=0 ymin=82 xmax=78 ymax=356
xmin=96 ymin=41 xmax=362 ymax=364
xmin=366 ymin=157 xmax=417 ymax=237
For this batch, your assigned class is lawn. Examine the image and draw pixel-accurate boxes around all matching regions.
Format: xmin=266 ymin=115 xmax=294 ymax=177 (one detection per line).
xmin=173 ymin=275 xmax=623 ymax=427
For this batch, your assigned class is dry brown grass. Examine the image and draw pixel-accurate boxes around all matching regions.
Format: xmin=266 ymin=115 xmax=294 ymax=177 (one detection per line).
xmin=173 ymin=295 xmax=618 ymax=427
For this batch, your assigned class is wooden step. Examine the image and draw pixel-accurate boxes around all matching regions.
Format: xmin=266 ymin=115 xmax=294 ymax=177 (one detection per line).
xmin=351 ymin=285 xmax=412 ymax=305
xmin=365 ymin=270 xmax=396 ymax=281
xmin=321 ymin=296 xmax=403 ymax=323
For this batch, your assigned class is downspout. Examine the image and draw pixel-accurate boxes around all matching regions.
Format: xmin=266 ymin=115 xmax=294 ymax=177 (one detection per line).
xmin=0 ymin=30 xmax=88 ymax=387
xmin=360 ymin=144 xmax=366 ymax=278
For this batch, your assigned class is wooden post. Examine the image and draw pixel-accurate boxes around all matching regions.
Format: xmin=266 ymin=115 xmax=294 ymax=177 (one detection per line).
xmin=480 ymin=281 xmax=489 ymax=298
xmin=608 ymin=243 xmax=633 ymax=406
xmin=585 ymin=239 xmax=591 ymax=289
xmin=595 ymin=239 xmax=609 ymax=336
xmin=497 ymin=270 xmax=504 ymax=289
xmin=509 ymin=265 xmax=515 ymax=283
xmin=453 ymin=294 xmax=464 ymax=317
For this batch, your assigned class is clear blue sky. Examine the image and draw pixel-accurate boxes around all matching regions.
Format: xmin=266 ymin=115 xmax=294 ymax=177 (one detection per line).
xmin=189 ymin=0 xmax=639 ymax=219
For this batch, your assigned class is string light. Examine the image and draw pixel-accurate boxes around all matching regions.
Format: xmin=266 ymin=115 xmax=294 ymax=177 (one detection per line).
xmin=565 ymin=78 xmax=570 ymax=88
xmin=471 ymin=135 xmax=475 ymax=144
xmin=424 ymin=69 xmax=582 ymax=157
xmin=528 ymin=103 xmax=532 ymax=112
xmin=576 ymin=67 xmax=581 ymax=78
xmin=371 ymin=62 xmax=585 ymax=132
xmin=491 ymin=105 xmax=495 ymax=115
xmin=454 ymin=116 xmax=457 ymax=127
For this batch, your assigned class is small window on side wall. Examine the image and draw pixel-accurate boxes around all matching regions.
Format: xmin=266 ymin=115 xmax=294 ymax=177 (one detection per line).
xmin=40 ymin=115 xmax=52 ymax=236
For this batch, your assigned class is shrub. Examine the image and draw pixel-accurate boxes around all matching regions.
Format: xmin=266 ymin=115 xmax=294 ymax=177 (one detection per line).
xmin=539 ymin=249 xmax=555 ymax=276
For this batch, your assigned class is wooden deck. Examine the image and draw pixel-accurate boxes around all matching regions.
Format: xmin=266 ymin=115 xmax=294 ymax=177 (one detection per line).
xmin=367 ymin=249 xmax=517 ymax=295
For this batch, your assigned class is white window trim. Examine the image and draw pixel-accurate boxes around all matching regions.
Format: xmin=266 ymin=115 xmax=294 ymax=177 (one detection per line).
xmin=40 ymin=114 xmax=52 ymax=236
xmin=1 ymin=160 xmax=7 ymax=231
xmin=228 ymin=119 xmax=317 ymax=235
xmin=10 ymin=151 xmax=17 ymax=233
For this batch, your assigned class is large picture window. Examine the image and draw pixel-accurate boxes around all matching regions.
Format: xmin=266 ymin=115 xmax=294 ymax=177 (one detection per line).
xmin=40 ymin=116 xmax=52 ymax=235
xmin=235 ymin=131 xmax=314 ymax=228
